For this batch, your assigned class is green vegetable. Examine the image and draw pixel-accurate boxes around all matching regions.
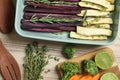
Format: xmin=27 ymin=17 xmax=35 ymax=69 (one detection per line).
xmin=63 ymin=44 xmax=76 ymax=59
xmin=28 ymin=0 xmax=78 ymax=5
xmin=30 ymin=15 xmax=85 ymax=24
xmin=83 ymin=59 xmax=99 ymax=76
xmin=61 ymin=62 xmax=82 ymax=80
xmin=23 ymin=41 xmax=59 ymax=80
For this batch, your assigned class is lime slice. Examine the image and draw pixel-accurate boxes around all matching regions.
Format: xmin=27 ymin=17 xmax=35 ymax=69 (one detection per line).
xmin=100 ymin=72 xmax=119 ymax=80
xmin=95 ymin=51 xmax=114 ymax=69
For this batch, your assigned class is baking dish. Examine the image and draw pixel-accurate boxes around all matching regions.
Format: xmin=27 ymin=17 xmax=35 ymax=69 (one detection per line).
xmin=15 ymin=0 xmax=120 ymax=45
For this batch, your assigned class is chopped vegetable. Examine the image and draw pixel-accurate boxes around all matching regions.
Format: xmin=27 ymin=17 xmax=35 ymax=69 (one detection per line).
xmin=69 ymin=74 xmax=81 ymax=80
xmin=80 ymin=74 xmax=93 ymax=80
xmin=70 ymin=31 xmax=108 ymax=40
xmin=77 ymin=9 xmax=110 ymax=17
xmin=62 ymin=44 xmax=76 ymax=59
xmin=61 ymin=62 xmax=82 ymax=80
xmin=81 ymin=0 xmax=113 ymax=9
xmin=91 ymin=73 xmax=101 ymax=80
xmin=83 ymin=59 xmax=99 ymax=75
xmin=83 ymin=18 xmax=113 ymax=25
xmin=78 ymin=1 xmax=114 ymax=11
xmin=77 ymin=26 xmax=112 ymax=36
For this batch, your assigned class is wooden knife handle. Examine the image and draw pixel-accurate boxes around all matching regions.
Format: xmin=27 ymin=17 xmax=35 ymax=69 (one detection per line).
xmin=0 ymin=0 xmax=15 ymax=33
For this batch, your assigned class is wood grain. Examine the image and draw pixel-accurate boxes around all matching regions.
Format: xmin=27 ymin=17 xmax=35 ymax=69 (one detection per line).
xmin=0 ymin=31 xmax=120 ymax=80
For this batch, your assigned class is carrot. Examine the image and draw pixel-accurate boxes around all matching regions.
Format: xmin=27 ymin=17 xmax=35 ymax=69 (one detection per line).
xmin=91 ymin=73 xmax=101 ymax=80
xmin=80 ymin=74 xmax=93 ymax=80
xmin=69 ymin=74 xmax=81 ymax=80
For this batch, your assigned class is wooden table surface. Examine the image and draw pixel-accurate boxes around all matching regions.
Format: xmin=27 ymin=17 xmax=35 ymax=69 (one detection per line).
xmin=0 ymin=30 xmax=120 ymax=80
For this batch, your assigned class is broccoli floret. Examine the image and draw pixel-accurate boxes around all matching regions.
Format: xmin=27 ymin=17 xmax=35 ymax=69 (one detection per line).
xmin=83 ymin=59 xmax=99 ymax=76
xmin=61 ymin=62 xmax=82 ymax=80
xmin=63 ymin=44 xmax=76 ymax=59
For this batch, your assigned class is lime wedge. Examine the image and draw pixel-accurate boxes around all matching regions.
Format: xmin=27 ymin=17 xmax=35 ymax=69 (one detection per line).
xmin=95 ymin=51 xmax=114 ymax=69
xmin=100 ymin=72 xmax=119 ymax=80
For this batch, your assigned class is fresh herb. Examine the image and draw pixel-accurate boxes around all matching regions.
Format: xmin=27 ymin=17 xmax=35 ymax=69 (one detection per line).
xmin=28 ymin=0 xmax=78 ymax=5
xmin=95 ymin=25 xmax=108 ymax=29
xmin=91 ymin=3 xmax=94 ymax=6
xmin=44 ymin=69 xmax=51 ymax=73
xmin=95 ymin=25 xmax=102 ymax=28
xmin=23 ymin=41 xmax=59 ymax=80
xmin=101 ymin=6 xmax=107 ymax=11
xmin=85 ymin=17 xmax=100 ymax=26
xmin=85 ymin=2 xmax=88 ymax=5
xmin=84 ymin=22 xmax=92 ymax=27
xmin=94 ymin=17 xmax=101 ymax=22
xmin=54 ymin=57 xmax=60 ymax=61
xmin=29 ymin=14 xmax=85 ymax=24
xmin=83 ymin=10 xmax=87 ymax=21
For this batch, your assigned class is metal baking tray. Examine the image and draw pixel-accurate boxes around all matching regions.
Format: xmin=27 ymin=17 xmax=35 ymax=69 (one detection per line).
xmin=15 ymin=0 xmax=120 ymax=45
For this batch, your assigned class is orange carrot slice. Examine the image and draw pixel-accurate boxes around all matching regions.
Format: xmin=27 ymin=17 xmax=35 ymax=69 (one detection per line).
xmin=80 ymin=74 xmax=93 ymax=80
xmin=91 ymin=73 xmax=101 ymax=80
xmin=69 ymin=74 xmax=81 ymax=80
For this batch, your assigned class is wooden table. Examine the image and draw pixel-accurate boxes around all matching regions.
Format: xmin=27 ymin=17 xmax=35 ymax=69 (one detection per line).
xmin=0 ymin=30 xmax=120 ymax=80
xmin=0 ymin=0 xmax=119 ymax=79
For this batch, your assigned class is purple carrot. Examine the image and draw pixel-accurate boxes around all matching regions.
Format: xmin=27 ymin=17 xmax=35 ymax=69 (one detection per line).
xmin=25 ymin=1 xmax=84 ymax=11
xmin=21 ymin=20 xmax=77 ymax=31
xmin=24 ymin=6 xmax=81 ymax=15
xmin=21 ymin=19 xmax=83 ymax=28
xmin=22 ymin=27 xmax=63 ymax=32
xmin=24 ymin=12 xmax=83 ymax=19
xmin=64 ymin=0 xmax=80 ymax=2
xmin=22 ymin=26 xmax=75 ymax=31
xmin=24 ymin=1 xmax=83 ymax=11
xmin=25 ymin=0 xmax=80 ymax=2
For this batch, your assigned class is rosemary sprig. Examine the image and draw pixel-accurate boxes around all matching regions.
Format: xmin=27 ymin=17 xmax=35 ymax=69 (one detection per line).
xmin=28 ymin=0 xmax=78 ymax=5
xmin=23 ymin=41 xmax=59 ymax=80
xmin=83 ymin=10 xmax=87 ymax=21
xmin=29 ymin=14 xmax=85 ymax=24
